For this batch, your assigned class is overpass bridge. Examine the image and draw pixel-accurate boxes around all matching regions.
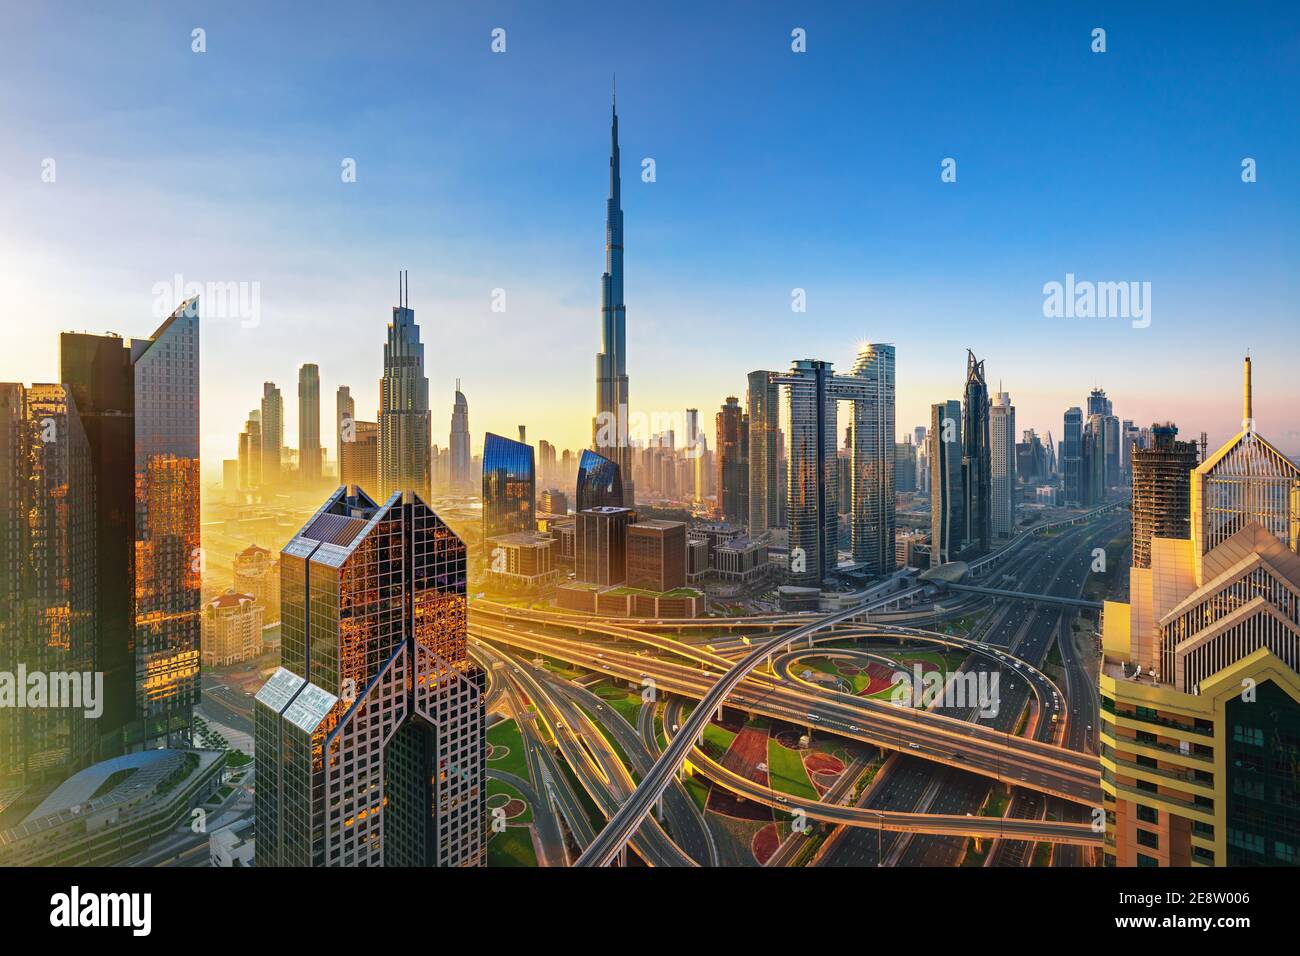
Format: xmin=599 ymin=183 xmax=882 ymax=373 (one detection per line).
xmin=941 ymin=582 xmax=1103 ymax=610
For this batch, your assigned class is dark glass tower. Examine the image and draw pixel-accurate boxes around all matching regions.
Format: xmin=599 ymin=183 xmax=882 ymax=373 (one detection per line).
xmin=482 ymin=432 xmax=536 ymax=540
xmin=929 ymin=399 xmax=964 ymax=565
xmin=1063 ymin=406 xmax=1083 ymax=506
xmin=575 ymin=448 xmax=623 ymax=513
xmin=961 ymin=350 xmax=992 ymax=555
xmin=254 ymin=486 xmax=485 ymax=866
xmin=60 ymin=299 xmax=201 ymax=752
xmin=594 ymin=90 xmax=635 ymax=505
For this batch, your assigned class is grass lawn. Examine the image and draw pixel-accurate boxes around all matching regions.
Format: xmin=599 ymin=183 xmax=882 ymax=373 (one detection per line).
xmin=487 ymin=778 xmax=534 ymax=824
xmin=682 ymin=772 xmax=711 ymax=812
xmin=487 ymin=827 xmax=538 ymax=867
xmin=486 ymin=720 xmax=531 ymax=780
xmin=701 ymin=722 xmax=737 ymax=761
xmin=592 ymin=680 xmax=645 ymax=726
xmin=766 ymin=737 xmax=818 ymax=801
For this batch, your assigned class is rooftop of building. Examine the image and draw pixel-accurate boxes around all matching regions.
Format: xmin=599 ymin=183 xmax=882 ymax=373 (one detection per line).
xmin=488 ymin=531 xmax=555 ymax=547
xmin=630 ymin=519 xmax=686 ymax=532
xmin=206 ymin=589 xmax=257 ymax=610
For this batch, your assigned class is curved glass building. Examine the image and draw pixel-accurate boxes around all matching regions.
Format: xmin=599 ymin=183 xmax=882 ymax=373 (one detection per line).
xmin=576 ymin=448 xmax=623 ymax=514
xmin=482 ymin=432 xmax=536 ymax=540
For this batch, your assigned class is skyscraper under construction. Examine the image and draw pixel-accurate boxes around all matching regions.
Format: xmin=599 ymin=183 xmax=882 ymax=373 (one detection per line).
xmin=1130 ymin=422 xmax=1199 ymax=569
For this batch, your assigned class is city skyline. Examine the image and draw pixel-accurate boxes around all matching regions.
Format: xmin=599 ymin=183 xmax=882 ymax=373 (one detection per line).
xmin=3 ymin=3 xmax=1298 ymax=480
xmin=2 ymin=1 xmax=1300 ymax=888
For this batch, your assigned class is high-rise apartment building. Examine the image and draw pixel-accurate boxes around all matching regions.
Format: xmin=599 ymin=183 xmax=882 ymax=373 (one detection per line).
xmin=238 ymin=411 xmax=262 ymax=489
xmin=336 ymin=385 xmax=354 ymax=474
xmin=1131 ymin=422 xmax=1199 ymax=569
xmin=450 ymin=380 xmax=471 ymax=492
xmin=990 ymin=388 xmax=1016 ymax=539
xmin=1063 ymin=407 xmax=1083 ymax=507
xmin=775 ymin=360 xmax=838 ymax=588
xmin=746 ymin=371 xmax=780 ymax=536
xmin=254 ymin=486 xmax=485 ymax=867
xmin=960 ymin=351 xmax=991 ymax=555
xmin=261 ymin=382 xmax=283 ymax=487
xmin=929 ymin=400 xmax=964 ymax=565
xmin=298 ymin=363 xmax=321 ymax=485
xmin=0 ymin=383 xmax=96 ymax=786
xmin=593 ymin=93 xmax=635 ymax=505
xmin=842 ymin=343 xmax=896 ymax=575
xmin=379 ymin=271 xmax=432 ymax=502
xmin=1101 ymin=358 xmax=1300 ymax=867
xmin=339 ymin=420 xmax=378 ymax=495
xmin=60 ymin=299 xmax=201 ymax=752
xmin=715 ymin=396 xmax=748 ymax=524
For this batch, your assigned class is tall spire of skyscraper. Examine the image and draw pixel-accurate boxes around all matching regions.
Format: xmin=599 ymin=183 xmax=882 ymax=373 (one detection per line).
xmin=594 ymin=87 xmax=634 ymax=503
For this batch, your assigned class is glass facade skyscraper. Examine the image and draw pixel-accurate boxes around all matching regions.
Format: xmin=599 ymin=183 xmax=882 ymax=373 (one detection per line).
xmin=746 ymin=370 xmax=780 ymax=536
xmin=576 ymin=448 xmax=623 ymax=514
xmin=482 ymin=431 xmax=536 ymax=540
xmin=0 ymin=383 xmax=96 ymax=786
xmin=842 ymin=343 xmax=896 ymax=574
xmin=255 ymin=485 xmax=485 ymax=867
xmin=60 ymin=299 xmax=201 ymax=751
xmin=929 ymin=400 xmax=964 ymax=566
xmin=1063 ymin=406 xmax=1083 ymax=507
xmin=298 ymin=363 xmax=321 ymax=484
xmin=961 ymin=350 xmax=991 ymax=555
xmin=776 ymin=360 xmax=837 ymax=588
xmin=380 ymin=271 xmax=432 ymax=502
xmin=990 ymin=389 xmax=1016 ymax=539
xmin=594 ymin=92 xmax=635 ymax=506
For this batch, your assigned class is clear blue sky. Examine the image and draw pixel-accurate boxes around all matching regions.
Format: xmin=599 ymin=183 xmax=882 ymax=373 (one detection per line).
xmin=1 ymin=0 xmax=1297 ymax=475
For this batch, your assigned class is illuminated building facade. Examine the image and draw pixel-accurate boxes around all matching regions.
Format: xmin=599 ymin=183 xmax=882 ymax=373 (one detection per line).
xmin=482 ymin=432 xmax=536 ymax=540
xmin=715 ymin=396 xmax=748 ymax=524
xmin=575 ymin=448 xmax=623 ymax=513
xmin=339 ymin=419 xmax=378 ymax=496
xmin=60 ymin=299 xmax=201 ymax=753
xmin=1101 ymin=358 xmax=1300 ymax=867
xmin=254 ymin=485 xmax=485 ymax=867
xmin=0 ymin=383 xmax=96 ymax=786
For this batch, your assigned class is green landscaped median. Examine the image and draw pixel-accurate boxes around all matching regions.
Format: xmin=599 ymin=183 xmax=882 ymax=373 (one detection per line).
xmin=767 ymin=737 xmax=818 ymax=801
xmin=487 ymin=827 xmax=538 ymax=867
xmin=701 ymin=722 xmax=737 ymax=761
xmin=487 ymin=719 xmax=531 ymax=780
xmin=487 ymin=778 xmax=534 ymax=824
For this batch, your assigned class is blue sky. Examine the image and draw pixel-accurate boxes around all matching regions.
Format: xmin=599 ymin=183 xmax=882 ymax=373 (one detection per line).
xmin=1 ymin=0 xmax=1297 ymax=476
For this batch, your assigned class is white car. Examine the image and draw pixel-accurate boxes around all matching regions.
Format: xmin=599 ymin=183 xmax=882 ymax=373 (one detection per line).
xmin=908 ymin=742 xmax=920 ymax=749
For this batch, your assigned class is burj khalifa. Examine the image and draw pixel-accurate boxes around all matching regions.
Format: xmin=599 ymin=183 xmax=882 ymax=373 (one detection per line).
xmin=593 ymin=88 xmax=634 ymax=504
